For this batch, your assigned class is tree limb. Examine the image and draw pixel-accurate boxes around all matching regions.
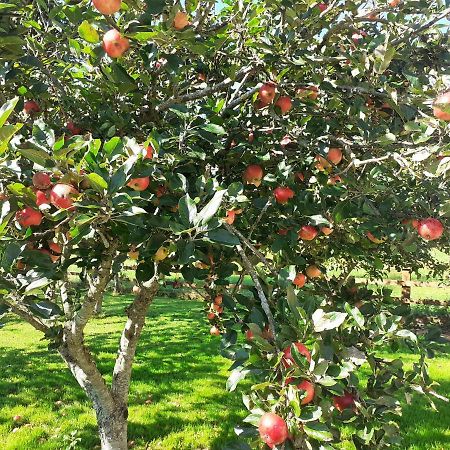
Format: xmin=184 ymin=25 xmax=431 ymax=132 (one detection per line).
xmin=234 ymin=244 xmax=278 ymax=347
xmin=111 ymin=268 xmax=160 ymax=404
xmin=5 ymin=300 xmax=49 ymax=334
xmin=156 ymin=66 xmax=253 ymax=112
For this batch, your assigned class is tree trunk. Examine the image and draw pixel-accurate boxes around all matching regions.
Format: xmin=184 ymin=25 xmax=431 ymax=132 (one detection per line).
xmin=95 ymin=297 xmax=103 ymax=315
xmin=112 ymin=273 xmax=122 ymax=296
xmin=98 ymin=410 xmax=128 ymax=450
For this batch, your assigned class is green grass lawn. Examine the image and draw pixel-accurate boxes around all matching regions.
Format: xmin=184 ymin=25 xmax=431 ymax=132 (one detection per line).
xmin=0 ymin=296 xmax=449 ymax=450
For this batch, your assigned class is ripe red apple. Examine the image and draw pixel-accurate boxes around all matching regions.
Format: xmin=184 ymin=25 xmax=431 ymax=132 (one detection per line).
xmin=245 ymin=329 xmax=254 ymax=341
xmin=317 ymin=3 xmax=327 ymax=13
xmin=293 ymin=273 xmax=307 ymax=287
xmin=389 ymin=0 xmax=401 ymax=6
xmin=15 ymin=207 xmax=43 ymax=227
xmin=212 ymin=303 xmax=223 ymax=313
xmin=66 ymin=121 xmax=82 ymax=135
xmin=296 ymin=85 xmax=318 ymax=101
xmin=93 ymin=0 xmax=121 ymax=14
xmin=433 ymin=92 xmax=450 ymax=121
xmin=35 ymin=190 xmax=50 ymax=207
xmin=273 ymin=186 xmax=294 ymax=204
xmin=243 ymin=164 xmax=264 ymax=187
xmin=321 ymin=226 xmax=333 ymax=235
xmin=366 ymin=231 xmax=385 ymax=244
xmin=210 ymin=325 xmax=220 ymax=336
xmin=262 ymin=326 xmax=274 ymax=340
xmin=50 ymin=184 xmax=78 ymax=210
xmin=278 ymin=228 xmax=288 ymax=236
xmin=411 ymin=219 xmax=419 ymax=229
xmin=294 ymin=172 xmax=305 ymax=183
xmin=145 ymin=145 xmax=154 ymax=159
xmin=224 ymin=210 xmax=236 ymax=225
xmin=333 ymin=391 xmax=356 ymax=412
xmin=127 ymin=177 xmax=150 ymax=191
xmin=48 ymin=242 xmax=62 ymax=254
xmin=103 ymin=29 xmax=130 ymax=58
xmin=328 ymin=147 xmax=343 ymax=165
xmin=285 ymin=378 xmax=315 ymax=405
xmin=275 ymin=96 xmax=292 ymax=114
xmin=23 ymin=100 xmax=40 ymax=114
xmin=315 ymin=155 xmax=332 ymax=171
xmin=258 ymin=83 xmax=277 ymax=105
xmin=417 ymin=218 xmax=444 ymax=241
xmin=173 ymin=11 xmax=191 ymax=30
xmin=282 ymin=342 xmax=311 ymax=368
xmin=258 ymin=413 xmax=289 ymax=448
xmin=214 ymin=295 xmax=223 ymax=305
xmin=328 ymin=175 xmax=343 ymax=185
xmin=298 ymin=225 xmax=318 ymax=241
xmin=32 ymin=172 xmax=52 ymax=189
xmin=207 ymin=312 xmax=215 ymax=320
xmin=306 ymin=265 xmax=321 ymax=278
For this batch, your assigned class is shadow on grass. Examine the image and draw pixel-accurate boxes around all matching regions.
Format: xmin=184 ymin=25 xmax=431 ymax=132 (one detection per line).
xmin=0 ymin=295 xmax=246 ymax=449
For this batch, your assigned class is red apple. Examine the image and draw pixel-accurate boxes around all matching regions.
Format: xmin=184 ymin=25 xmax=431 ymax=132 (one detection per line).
xmin=293 ymin=273 xmax=307 ymax=288
xmin=12 ymin=415 xmax=22 ymax=422
xmin=328 ymin=147 xmax=343 ymax=164
xmin=145 ymin=145 xmax=154 ymax=159
xmin=127 ymin=177 xmax=150 ymax=191
xmin=433 ymin=91 xmax=450 ymax=121
xmin=35 ymin=190 xmax=50 ymax=207
xmin=93 ymin=0 xmax=121 ymax=14
xmin=294 ymin=172 xmax=305 ymax=182
xmin=333 ymin=391 xmax=356 ymax=412
xmin=23 ymin=100 xmax=40 ymax=114
xmin=243 ymin=164 xmax=264 ymax=187
xmin=245 ymin=329 xmax=254 ymax=341
xmin=15 ymin=207 xmax=42 ymax=227
xmin=321 ymin=226 xmax=333 ymax=235
xmin=103 ymin=29 xmax=130 ymax=58
xmin=298 ymin=225 xmax=318 ymax=241
xmin=285 ymin=378 xmax=315 ymax=405
xmin=214 ymin=295 xmax=223 ymax=305
xmin=328 ymin=175 xmax=343 ymax=185
xmin=210 ymin=325 xmax=220 ymax=336
xmin=366 ymin=231 xmax=385 ymax=244
xmin=224 ymin=210 xmax=236 ymax=225
xmin=258 ymin=83 xmax=277 ymax=105
xmin=417 ymin=218 xmax=444 ymax=241
xmin=275 ymin=96 xmax=292 ymax=114
xmin=306 ymin=265 xmax=321 ymax=278
xmin=207 ymin=312 xmax=215 ymax=320
xmin=389 ymin=0 xmax=401 ymax=6
xmin=50 ymin=184 xmax=79 ymax=210
xmin=32 ymin=172 xmax=51 ymax=190
xmin=282 ymin=342 xmax=311 ymax=368
xmin=296 ymin=85 xmax=318 ymax=101
xmin=173 ymin=11 xmax=191 ymax=30
xmin=66 ymin=121 xmax=82 ymax=135
xmin=212 ymin=303 xmax=223 ymax=313
xmin=317 ymin=3 xmax=327 ymax=13
xmin=39 ymin=248 xmax=59 ymax=263
xmin=411 ymin=219 xmax=419 ymax=229
xmin=315 ymin=155 xmax=332 ymax=171
xmin=278 ymin=228 xmax=289 ymax=236
xmin=258 ymin=413 xmax=289 ymax=448
xmin=48 ymin=242 xmax=62 ymax=254
xmin=274 ymin=186 xmax=294 ymax=204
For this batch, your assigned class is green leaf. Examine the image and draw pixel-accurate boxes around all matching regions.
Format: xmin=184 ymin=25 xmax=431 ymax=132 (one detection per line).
xmin=373 ymin=35 xmax=396 ymax=75
xmin=78 ymin=21 xmax=99 ymax=43
xmin=0 ymin=97 xmax=19 ymax=127
xmin=200 ymin=123 xmax=227 ymax=135
xmin=87 ymin=173 xmax=108 ymax=192
xmin=0 ymin=123 xmax=23 ymax=154
xmin=178 ymin=194 xmax=197 ymax=225
xmin=17 ymin=146 xmax=53 ymax=166
xmin=312 ymin=309 xmax=347 ymax=332
xmin=303 ymin=423 xmax=333 ymax=442
xmin=205 ymin=228 xmax=240 ymax=246
xmin=227 ymin=369 xmax=250 ymax=392
xmin=145 ymin=0 xmax=166 ymax=14
xmin=27 ymin=300 xmax=63 ymax=319
xmin=195 ymin=190 xmax=226 ymax=226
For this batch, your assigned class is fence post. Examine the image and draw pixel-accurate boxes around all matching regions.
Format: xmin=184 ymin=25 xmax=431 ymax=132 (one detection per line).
xmin=401 ymin=270 xmax=411 ymax=302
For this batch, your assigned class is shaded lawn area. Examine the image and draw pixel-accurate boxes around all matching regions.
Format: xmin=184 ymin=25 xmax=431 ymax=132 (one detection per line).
xmin=0 ymin=296 xmax=448 ymax=450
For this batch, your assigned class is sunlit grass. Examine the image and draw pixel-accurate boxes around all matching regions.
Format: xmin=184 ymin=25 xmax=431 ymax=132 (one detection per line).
xmin=0 ymin=296 xmax=448 ymax=449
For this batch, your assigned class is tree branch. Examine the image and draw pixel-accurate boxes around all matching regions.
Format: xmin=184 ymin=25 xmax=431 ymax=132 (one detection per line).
xmin=5 ymin=300 xmax=49 ymax=334
xmin=234 ymin=244 xmax=278 ymax=346
xmin=111 ymin=269 xmax=160 ymax=404
xmin=156 ymin=66 xmax=253 ymax=112
xmin=224 ymin=223 xmax=278 ymax=278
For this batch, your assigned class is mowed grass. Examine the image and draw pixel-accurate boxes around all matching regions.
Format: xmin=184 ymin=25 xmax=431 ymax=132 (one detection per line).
xmin=0 ymin=296 xmax=448 ymax=450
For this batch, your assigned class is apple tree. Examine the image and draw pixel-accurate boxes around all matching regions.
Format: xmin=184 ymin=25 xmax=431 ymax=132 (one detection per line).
xmin=0 ymin=0 xmax=449 ymax=449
